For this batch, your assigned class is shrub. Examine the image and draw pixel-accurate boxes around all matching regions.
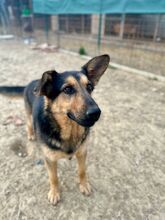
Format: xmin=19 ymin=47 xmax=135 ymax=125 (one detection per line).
xmin=79 ymin=47 xmax=87 ymax=55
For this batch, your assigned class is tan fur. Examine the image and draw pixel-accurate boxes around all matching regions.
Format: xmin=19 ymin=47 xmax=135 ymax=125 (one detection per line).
xmin=43 ymin=144 xmax=91 ymax=204
xmin=45 ymin=95 xmax=85 ymax=146
xmin=76 ymin=145 xmax=91 ymax=195
xmin=50 ymin=79 xmax=87 ymax=148
xmin=26 ymin=111 xmax=35 ymax=141
xmin=42 ymin=75 xmax=92 ymax=204
xmin=51 ymin=104 xmax=85 ymax=146
xmin=43 ymin=144 xmax=75 ymax=161
xmin=80 ymin=75 xmax=88 ymax=85
xmin=45 ymin=159 xmax=60 ymax=205
xmin=44 ymin=96 xmax=50 ymax=111
xmin=37 ymin=71 xmax=100 ymax=204
xmin=66 ymin=76 xmax=77 ymax=85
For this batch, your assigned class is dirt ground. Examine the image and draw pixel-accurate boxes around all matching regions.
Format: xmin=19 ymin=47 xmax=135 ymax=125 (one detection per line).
xmin=0 ymin=40 xmax=165 ymax=220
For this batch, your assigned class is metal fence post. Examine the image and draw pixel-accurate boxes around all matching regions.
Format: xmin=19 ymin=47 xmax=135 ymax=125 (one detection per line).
xmin=97 ymin=13 xmax=102 ymax=54
xmin=153 ymin=14 xmax=161 ymax=41
xmin=44 ymin=15 xmax=49 ymax=43
xmin=120 ymin=13 xmax=125 ymax=39
xmin=97 ymin=0 xmax=103 ymax=54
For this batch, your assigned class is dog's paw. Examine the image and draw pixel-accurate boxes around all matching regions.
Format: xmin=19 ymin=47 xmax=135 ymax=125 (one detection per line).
xmin=79 ymin=182 xmax=92 ymax=196
xmin=28 ymin=134 xmax=36 ymax=141
xmin=48 ymin=189 xmax=60 ymax=205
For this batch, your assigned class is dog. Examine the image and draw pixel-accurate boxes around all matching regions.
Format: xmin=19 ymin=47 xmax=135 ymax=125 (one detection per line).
xmin=0 ymin=54 xmax=110 ymax=205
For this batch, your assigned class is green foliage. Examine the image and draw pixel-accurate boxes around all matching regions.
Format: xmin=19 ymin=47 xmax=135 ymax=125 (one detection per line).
xmin=79 ymin=47 xmax=87 ymax=55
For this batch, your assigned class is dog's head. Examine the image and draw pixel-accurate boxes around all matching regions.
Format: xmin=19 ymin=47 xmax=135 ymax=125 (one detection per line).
xmin=35 ymin=54 xmax=110 ymax=127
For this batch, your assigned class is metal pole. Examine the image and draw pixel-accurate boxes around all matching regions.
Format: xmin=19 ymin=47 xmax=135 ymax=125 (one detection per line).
xmin=97 ymin=0 xmax=103 ymax=54
xmin=153 ymin=14 xmax=161 ymax=42
xmin=44 ymin=15 xmax=49 ymax=43
xmin=97 ymin=13 xmax=102 ymax=54
xmin=120 ymin=13 xmax=125 ymax=39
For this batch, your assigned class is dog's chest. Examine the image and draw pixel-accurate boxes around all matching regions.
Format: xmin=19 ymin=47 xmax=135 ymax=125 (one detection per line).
xmin=48 ymin=119 xmax=89 ymax=155
xmin=61 ymin=120 xmax=85 ymax=146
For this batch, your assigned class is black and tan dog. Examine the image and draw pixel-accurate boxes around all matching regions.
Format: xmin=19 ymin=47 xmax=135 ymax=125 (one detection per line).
xmin=0 ymin=54 xmax=110 ymax=205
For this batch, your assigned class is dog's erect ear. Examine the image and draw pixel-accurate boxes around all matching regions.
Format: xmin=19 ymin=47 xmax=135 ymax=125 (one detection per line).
xmin=34 ymin=70 xmax=58 ymax=98
xmin=82 ymin=54 xmax=110 ymax=86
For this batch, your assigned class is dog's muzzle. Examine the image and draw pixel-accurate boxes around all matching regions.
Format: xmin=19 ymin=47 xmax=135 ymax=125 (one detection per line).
xmin=67 ymin=106 xmax=101 ymax=127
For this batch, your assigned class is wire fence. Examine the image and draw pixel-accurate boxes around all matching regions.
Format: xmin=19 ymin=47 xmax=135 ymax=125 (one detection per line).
xmin=0 ymin=6 xmax=165 ymax=76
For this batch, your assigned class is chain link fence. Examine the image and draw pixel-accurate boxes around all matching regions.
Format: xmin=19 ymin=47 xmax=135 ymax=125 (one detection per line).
xmin=0 ymin=4 xmax=165 ymax=76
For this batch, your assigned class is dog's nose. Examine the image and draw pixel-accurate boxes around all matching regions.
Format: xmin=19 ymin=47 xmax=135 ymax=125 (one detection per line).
xmin=86 ymin=107 xmax=101 ymax=121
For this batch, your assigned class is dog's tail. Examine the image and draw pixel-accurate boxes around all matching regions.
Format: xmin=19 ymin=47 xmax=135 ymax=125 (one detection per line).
xmin=0 ymin=86 xmax=25 ymax=98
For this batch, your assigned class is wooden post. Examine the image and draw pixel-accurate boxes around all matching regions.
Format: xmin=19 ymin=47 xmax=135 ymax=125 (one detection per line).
xmin=81 ymin=15 xmax=85 ymax=34
xmin=120 ymin=13 xmax=125 ymax=39
xmin=51 ymin=16 xmax=58 ymax=32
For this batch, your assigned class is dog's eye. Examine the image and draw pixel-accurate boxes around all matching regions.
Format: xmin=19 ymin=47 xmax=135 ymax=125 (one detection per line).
xmin=63 ymin=86 xmax=75 ymax=95
xmin=86 ymin=83 xmax=94 ymax=93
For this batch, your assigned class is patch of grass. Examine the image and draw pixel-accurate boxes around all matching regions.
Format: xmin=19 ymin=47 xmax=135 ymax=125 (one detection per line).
xmin=151 ymin=77 xmax=158 ymax=81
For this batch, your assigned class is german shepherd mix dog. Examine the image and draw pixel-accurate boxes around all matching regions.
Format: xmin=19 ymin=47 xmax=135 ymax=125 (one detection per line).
xmin=0 ymin=55 xmax=110 ymax=205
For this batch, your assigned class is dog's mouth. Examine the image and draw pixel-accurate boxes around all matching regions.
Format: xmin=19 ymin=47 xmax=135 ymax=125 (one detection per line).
xmin=67 ymin=112 xmax=96 ymax=127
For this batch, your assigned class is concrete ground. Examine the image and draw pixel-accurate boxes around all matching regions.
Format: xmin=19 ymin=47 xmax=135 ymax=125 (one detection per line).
xmin=0 ymin=41 xmax=164 ymax=220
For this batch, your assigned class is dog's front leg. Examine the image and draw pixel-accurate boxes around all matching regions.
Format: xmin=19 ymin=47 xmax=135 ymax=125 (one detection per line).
xmin=76 ymin=146 xmax=91 ymax=196
xmin=45 ymin=158 xmax=60 ymax=205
